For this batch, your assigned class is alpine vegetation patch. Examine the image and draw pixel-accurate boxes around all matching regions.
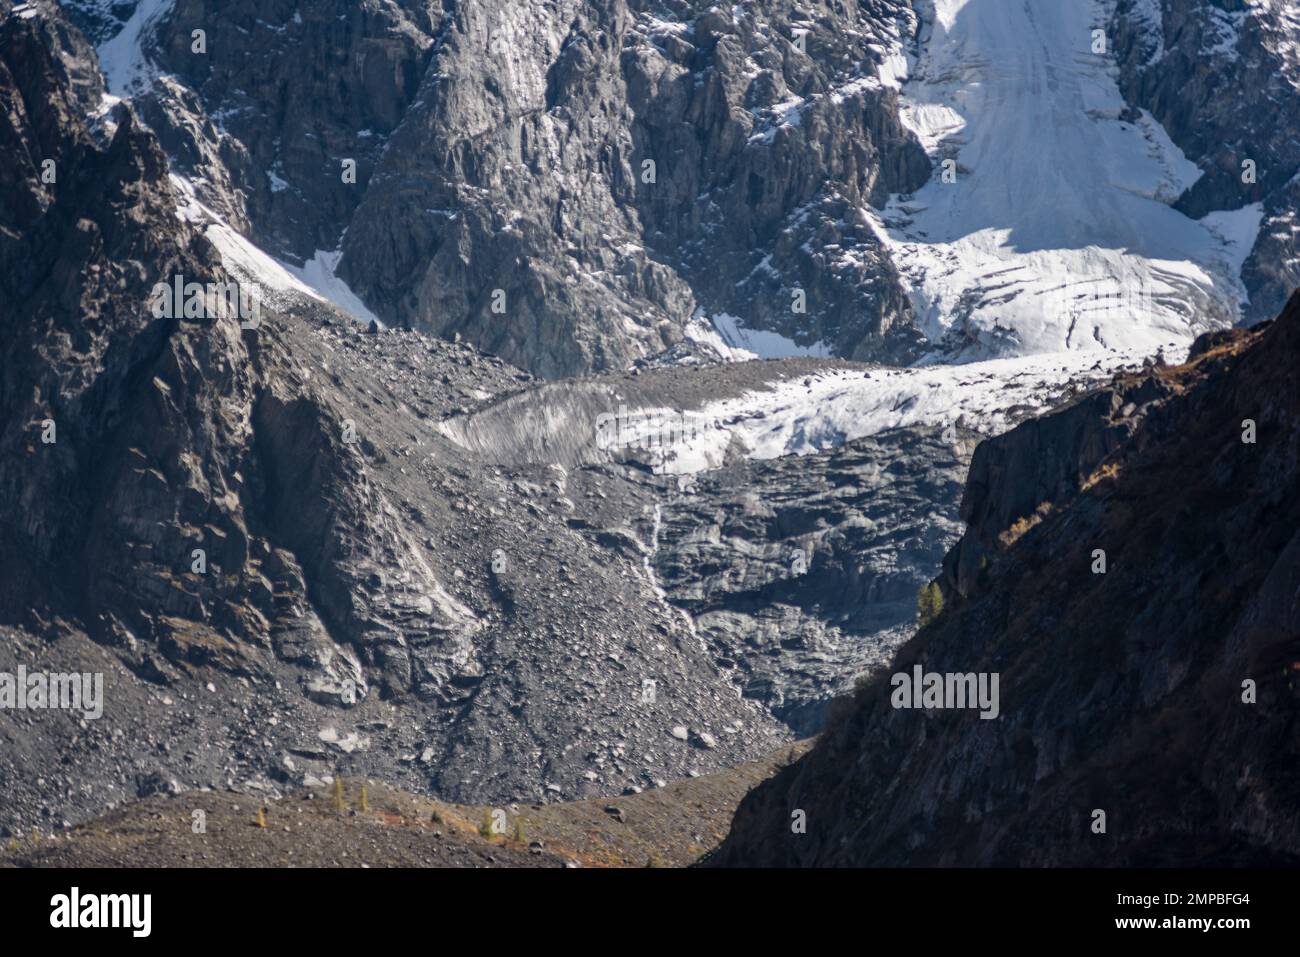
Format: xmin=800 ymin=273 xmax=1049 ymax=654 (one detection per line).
xmin=0 ymin=666 xmax=103 ymax=719
xmin=49 ymin=887 xmax=151 ymax=937
xmin=150 ymin=273 xmax=260 ymax=327
xmin=890 ymin=665 xmax=1000 ymax=720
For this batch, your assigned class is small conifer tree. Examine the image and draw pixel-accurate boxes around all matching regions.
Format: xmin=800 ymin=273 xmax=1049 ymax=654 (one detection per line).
xmin=917 ymin=581 xmax=945 ymax=627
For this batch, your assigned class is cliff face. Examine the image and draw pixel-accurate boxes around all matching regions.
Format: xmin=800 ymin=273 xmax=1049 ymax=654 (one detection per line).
xmin=2 ymin=0 xmax=500 ymax=715
xmin=59 ymin=0 xmax=931 ymax=377
xmin=1 ymin=1 xmax=218 ymax=622
xmin=336 ymin=0 xmax=930 ymax=376
xmin=147 ymin=0 xmax=439 ymax=256
xmin=653 ymin=424 xmax=978 ymax=737
xmin=1 ymin=3 xmax=803 ymax=831
xmin=1110 ymin=0 xmax=1300 ymax=325
xmin=712 ymin=294 xmax=1300 ymax=866
xmin=942 ymin=373 xmax=1164 ymax=599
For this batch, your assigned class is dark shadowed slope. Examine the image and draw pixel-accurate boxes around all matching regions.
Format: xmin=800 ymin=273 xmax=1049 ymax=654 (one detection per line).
xmin=712 ymin=291 xmax=1300 ymax=866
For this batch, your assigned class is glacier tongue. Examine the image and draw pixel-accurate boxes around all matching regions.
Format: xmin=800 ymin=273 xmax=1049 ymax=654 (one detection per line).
xmin=612 ymin=347 xmax=1162 ymax=476
xmin=874 ymin=0 xmax=1263 ymax=360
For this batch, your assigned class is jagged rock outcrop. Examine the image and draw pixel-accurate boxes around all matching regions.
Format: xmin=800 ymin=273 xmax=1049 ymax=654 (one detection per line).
xmin=653 ymin=425 xmax=977 ymax=735
xmin=1 ymin=2 xmax=474 ymax=699
xmin=337 ymin=0 xmax=932 ymax=375
xmin=712 ymin=293 xmax=1300 ymax=866
xmin=11 ymin=0 xmax=102 ymax=113
xmin=619 ymin=1 xmax=930 ymax=364
xmin=1 ymin=2 xmax=800 ymax=832
xmin=1 ymin=1 xmax=218 ymax=622
xmin=941 ymin=370 xmax=1175 ymax=598
xmin=1110 ymin=0 xmax=1300 ymax=323
xmin=151 ymin=0 xmax=439 ymax=256
xmin=61 ymin=0 xmax=932 ymax=377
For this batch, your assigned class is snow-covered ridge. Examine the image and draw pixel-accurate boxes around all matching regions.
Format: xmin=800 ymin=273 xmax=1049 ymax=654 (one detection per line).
xmin=872 ymin=0 xmax=1262 ymax=361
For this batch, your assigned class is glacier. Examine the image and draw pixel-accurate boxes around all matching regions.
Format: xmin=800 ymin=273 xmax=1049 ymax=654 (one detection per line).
xmin=871 ymin=0 xmax=1263 ymax=360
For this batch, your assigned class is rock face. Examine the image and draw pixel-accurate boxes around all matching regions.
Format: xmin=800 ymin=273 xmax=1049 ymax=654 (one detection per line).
xmin=0 ymin=2 xmax=804 ymax=830
xmin=1 ymin=1 xmax=215 ymax=625
xmin=2 ymin=1 xmax=479 ymax=705
xmin=712 ymin=294 xmax=1300 ymax=866
xmin=941 ymin=383 xmax=1153 ymax=599
xmin=11 ymin=0 xmax=102 ymax=112
xmin=652 ymin=425 xmax=977 ymax=735
xmin=150 ymin=0 xmax=439 ymax=257
xmin=338 ymin=0 xmax=930 ymax=376
xmin=60 ymin=0 xmax=932 ymax=377
xmin=1109 ymin=0 xmax=1300 ymax=324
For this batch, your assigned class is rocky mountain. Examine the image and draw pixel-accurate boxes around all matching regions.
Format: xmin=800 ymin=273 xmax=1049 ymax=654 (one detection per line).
xmin=711 ymin=291 xmax=1300 ymax=866
xmin=5 ymin=0 xmax=1154 ymax=838
xmin=7 ymin=0 xmax=1298 ymax=866
xmin=1 ymin=1 xmax=792 ymax=830
xmin=53 ymin=0 xmax=932 ymax=378
xmin=1110 ymin=0 xmax=1300 ymax=324
xmin=49 ymin=0 xmax=1300 ymax=378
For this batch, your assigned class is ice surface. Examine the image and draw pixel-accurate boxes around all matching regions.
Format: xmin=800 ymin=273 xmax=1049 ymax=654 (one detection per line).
xmin=615 ymin=346 xmax=1170 ymax=475
xmin=873 ymin=0 xmax=1261 ymax=360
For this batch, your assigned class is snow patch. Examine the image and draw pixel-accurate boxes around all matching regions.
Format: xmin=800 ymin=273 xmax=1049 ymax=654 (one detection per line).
xmin=172 ymin=175 xmax=317 ymax=299
xmin=683 ymin=314 xmax=756 ymax=362
xmin=1200 ymin=203 xmax=1267 ymax=277
xmin=96 ymin=0 xmax=175 ymax=96
xmin=710 ymin=313 xmax=831 ymax=359
xmin=170 ymin=175 xmax=378 ymax=325
xmin=286 ymin=250 xmax=383 ymax=327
